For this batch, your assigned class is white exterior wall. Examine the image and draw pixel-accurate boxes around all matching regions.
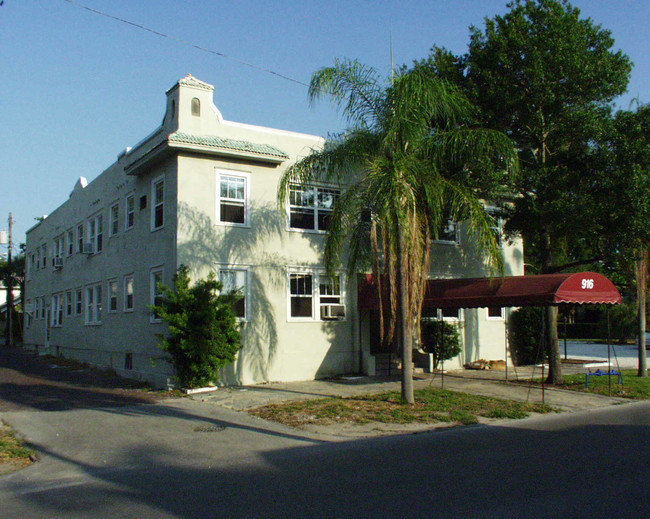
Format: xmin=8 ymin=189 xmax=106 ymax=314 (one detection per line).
xmin=23 ymin=75 xmax=524 ymax=387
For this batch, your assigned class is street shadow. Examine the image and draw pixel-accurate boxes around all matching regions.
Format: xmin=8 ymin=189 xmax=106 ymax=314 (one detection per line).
xmin=5 ymin=404 xmax=648 ymax=518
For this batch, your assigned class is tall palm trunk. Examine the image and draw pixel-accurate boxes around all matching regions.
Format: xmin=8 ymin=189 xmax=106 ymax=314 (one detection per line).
xmin=396 ymin=221 xmax=414 ymax=403
xmin=635 ymin=249 xmax=648 ymax=377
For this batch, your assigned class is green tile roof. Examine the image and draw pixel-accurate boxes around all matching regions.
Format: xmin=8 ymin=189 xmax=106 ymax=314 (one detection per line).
xmin=168 ymin=131 xmax=289 ymax=159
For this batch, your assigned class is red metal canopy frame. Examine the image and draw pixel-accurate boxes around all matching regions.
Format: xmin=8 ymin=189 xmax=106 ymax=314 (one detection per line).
xmin=358 ymin=272 xmax=621 ymax=309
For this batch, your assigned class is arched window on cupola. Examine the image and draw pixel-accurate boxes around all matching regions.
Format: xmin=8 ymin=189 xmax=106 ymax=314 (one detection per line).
xmin=191 ymin=97 xmax=201 ymax=116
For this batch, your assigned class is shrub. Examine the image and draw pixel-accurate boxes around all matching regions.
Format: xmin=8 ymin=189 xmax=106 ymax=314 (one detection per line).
xmin=420 ymin=320 xmax=462 ymax=368
xmin=151 ymin=265 xmax=241 ymax=388
xmin=508 ymin=307 xmax=544 ymax=366
xmin=602 ymin=302 xmax=636 ymax=344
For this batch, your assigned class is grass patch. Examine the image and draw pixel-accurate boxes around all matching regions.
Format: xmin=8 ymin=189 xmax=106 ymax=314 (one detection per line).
xmin=555 ymin=370 xmax=650 ymax=399
xmin=249 ymin=387 xmax=554 ymax=428
xmin=0 ymin=421 xmax=34 ymax=471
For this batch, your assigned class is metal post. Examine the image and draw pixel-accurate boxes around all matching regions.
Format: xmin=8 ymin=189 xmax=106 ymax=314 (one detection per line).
xmin=5 ymin=213 xmax=13 ymax=348
xmin=563 ymin=310 xmax=568 ymax=360
xmin=607 ymin=307 xmax=612 ymax=397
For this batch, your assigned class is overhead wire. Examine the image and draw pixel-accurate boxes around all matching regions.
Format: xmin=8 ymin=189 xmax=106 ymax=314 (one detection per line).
xmin=60 ymin=0 xmax=310 ymax=88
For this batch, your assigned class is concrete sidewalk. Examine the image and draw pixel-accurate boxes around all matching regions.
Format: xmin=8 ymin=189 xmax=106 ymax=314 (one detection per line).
xmin=192 ymin=364 xmax=630 ymax=413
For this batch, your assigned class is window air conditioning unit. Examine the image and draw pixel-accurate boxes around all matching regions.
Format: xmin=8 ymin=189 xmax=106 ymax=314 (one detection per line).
xmin=53 ymin=257 xmax=64 ymax=269
xmin=82 ymin=243 xmax=94 ymax=254
xmin=320 ymin=304 xmax=346 ymax=320
xmin=24 ymin=303 xmax=35 ymax=315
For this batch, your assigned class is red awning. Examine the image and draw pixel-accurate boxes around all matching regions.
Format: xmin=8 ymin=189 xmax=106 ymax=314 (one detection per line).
xmin=358 ymin=272 xmax=621 ymax=309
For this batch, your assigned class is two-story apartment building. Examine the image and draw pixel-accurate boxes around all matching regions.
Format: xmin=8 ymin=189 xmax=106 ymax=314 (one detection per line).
xmin=23 ymin=75 xmax=523 ymax=388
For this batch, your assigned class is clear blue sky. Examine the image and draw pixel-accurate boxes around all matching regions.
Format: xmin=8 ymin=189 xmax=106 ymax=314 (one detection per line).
xmin=1 ymin=0 xmax=648 ymax=249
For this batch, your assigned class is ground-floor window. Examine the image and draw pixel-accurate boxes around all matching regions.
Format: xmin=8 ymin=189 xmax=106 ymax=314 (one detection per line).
xmin=218 ymin=267 xmax=247 ymax=321
xmin=51 ymin=294 xmax=63 ymax=327
xmin=150 ymin=267 xmax=164 ymax=322
xmin=288 ymin=269 xmax=345 ymax=321
xmin=85 ymin=283 xmax=102 ymax=325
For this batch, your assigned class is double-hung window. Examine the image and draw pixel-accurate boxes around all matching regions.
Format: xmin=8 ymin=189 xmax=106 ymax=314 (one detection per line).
xmin=152 ymin=177 xmax=164 ymax=230
xmin=150 ymin=268 xmax=163 ymax=322
xmin=108 ymin=279 xmax=118 ymax=312
xmin=67 ymin=229 xmax=74 ymax=256
xmin=433 ymin=219 xmax=460 ymax=244
xmin=124 ymin=275 xmax=134 ymax=311
xmin=77 ymin=224 xmax=84 ymax=253
xmin=422 ymin=306 xmax=463 ymax=322
xmin=65 ymin=291 xmax=73 ymax=317
xmin=87 ymin=214 xmax=103 ymax=253
xmin=51 ymin=294 xmax=63 ymax=327
xmin=75 ymin=289 xmax=83 ymax=315
xmin=288 ymin=184 xmax=339 ymax=232
xmin=217 ymin=172 xmax=248 ymax=225
xmin=126 ymin=194 xmax=135 ymax=230
xmin=85 ymin=283 xmax=102 ymax=325
xmin=288 ymin=270 xmax=345 ymax=320
xmin=218 ymin=267 xmax=247 ymax=320
xmin=110 ymin=203 xmax=120 ymax=236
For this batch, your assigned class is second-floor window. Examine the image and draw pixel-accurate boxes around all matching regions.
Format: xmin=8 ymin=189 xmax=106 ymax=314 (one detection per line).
xmin=289 ymin=184 xmax=339 ymax=232
xmin=85 ymin=283 xmax=102 ymax=324
xmin=126 ymin=194 xmax=135 ymax=230
xmin=110 ymin=203 xmax=120 ymax=236
xmin=108 ymin=279 xmax=118 ymax=312
xmin=152 ymin=177 xmax=164 ymax=230
xmin=217 ymin=172 xmax=248 ymax=225
xmin=88 ymin=214 xmax=103 ymax=253
xmin=124 ymin=275 xmax=134 ymax=311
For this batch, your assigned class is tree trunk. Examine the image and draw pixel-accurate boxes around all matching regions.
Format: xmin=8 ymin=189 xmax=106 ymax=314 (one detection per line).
xmin=540 ymin=229 xmax=562 ymax=384
xmin=396 ymin=224 xmax=414 ymax=404
xmin=635 ymin=252 xmax=648 ymax=377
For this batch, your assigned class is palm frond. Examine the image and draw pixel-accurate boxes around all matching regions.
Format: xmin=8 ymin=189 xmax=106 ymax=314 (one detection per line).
xmin=309 ymin=58 xmax=386 ymax=129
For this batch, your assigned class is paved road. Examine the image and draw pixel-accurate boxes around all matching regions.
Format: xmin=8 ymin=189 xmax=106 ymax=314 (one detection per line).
xmin=1 ymin=399 xmax=648 ymax=518
xmin=1 ymin=347 xmax=649 ymax=518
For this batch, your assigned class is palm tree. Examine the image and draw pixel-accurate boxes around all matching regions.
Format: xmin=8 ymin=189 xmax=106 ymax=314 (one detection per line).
xmin=279 ymin=59 xmax=518 ymax=403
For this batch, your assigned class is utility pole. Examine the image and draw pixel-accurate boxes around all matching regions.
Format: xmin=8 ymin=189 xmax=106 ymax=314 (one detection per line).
xmin=5 ymin=213 xmax=13 ymax=347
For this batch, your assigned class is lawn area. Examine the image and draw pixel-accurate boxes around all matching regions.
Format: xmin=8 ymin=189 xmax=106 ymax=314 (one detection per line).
xmin=0 ymin=421 xmax=34 ymax=474
xmin=249 ymin=387 xmax=554 ymax=428
xmin=555 ymin=370 xmax=650 ymax=399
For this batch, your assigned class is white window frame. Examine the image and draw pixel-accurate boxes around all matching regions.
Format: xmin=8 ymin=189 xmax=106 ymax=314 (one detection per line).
xmin=75 ymin=288 xmax=83 ymax=316
xmin=77 ymin=223 xmax=85 ymax=253
xmin=67 ymin=229 xmax=74 ymax=256
xmin=124 ymin=274 xmax=134 ymax=312
xmin=486 ymin=306 xmax=505 ymax=320
xmin=53 ymin=235 xmax=65 ymax=265
xmin=110 ymin=202 xmax=120 ymax=237
xmin=216 ymin=170 xmax=250 ymax=227
xmin=51 ymin=294 xmax=63 ymax=327
xmin=41 ymin=245 xmax=47 ymax=270
xmin=125 ymin=193 xmax=135 ymax=230
xmin=151 ymin=176 xmax=165 ymax=231
xmin=287 ymin=268 xmax=345 ymax=322
xmin=218 ymin=266 xmax=248 ymax=321
xmin=108 ymin=279 xmax=118 ymax=313
xmin=486 ymin=206 xmax=505 ymax=249
xmin=422 ymin=307 xmax=464 ymax=322
xmin=433 ymin=219 xmax=460 ymax=245
xmin=150 ymin=267 xmax=164 ymax=322
xmin=85 ymin=283 xmax=102 ymax=325
xmin=65 ymin=290 xmax=73 ymax=317
xmin=287 ymin=184 xmax=339 ymax=233
xmin=87 ymin=213 xmax=104 ymax=254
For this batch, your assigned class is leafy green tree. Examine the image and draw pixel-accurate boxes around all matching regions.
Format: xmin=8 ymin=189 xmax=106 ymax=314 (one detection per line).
xmin=606 ymin=105 xmax=650 ymax=376
xmin=279 ymin=59 xmax=517 ymax=402
xmin=151 ymin=265 xmax=241 ymax=388
xmin=424 ymin=0 xmax=632 ymax=383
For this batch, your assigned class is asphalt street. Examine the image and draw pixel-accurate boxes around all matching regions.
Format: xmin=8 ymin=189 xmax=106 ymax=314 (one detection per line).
xmin=1 ymin=347 xmax=649 ymax=518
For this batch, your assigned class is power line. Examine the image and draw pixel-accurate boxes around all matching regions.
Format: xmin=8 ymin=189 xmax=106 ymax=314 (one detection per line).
xmin=61 ymin=0 xmax=309 ymax=87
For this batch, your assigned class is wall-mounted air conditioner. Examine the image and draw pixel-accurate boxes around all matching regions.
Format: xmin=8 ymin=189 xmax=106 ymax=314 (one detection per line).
xmin=24 ymin=303 xmax=35 ymax=315
xmin=320 ymin=304 xmax=346 ymax=320
xmin=82 ymin=243 xmax=94 ymax=254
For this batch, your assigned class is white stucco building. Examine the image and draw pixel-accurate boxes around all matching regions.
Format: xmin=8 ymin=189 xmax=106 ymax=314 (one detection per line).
xmin=23 ymin=75 xmax=524 ymax=388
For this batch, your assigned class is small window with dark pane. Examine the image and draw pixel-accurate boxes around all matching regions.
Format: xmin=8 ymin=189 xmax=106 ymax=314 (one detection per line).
xmin=218 ymin=174 xmax=247 ymax=225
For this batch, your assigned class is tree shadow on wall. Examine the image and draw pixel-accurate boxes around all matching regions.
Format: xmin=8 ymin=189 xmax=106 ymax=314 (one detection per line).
xmin=176 ymin=202 xmax=324 ymax=384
